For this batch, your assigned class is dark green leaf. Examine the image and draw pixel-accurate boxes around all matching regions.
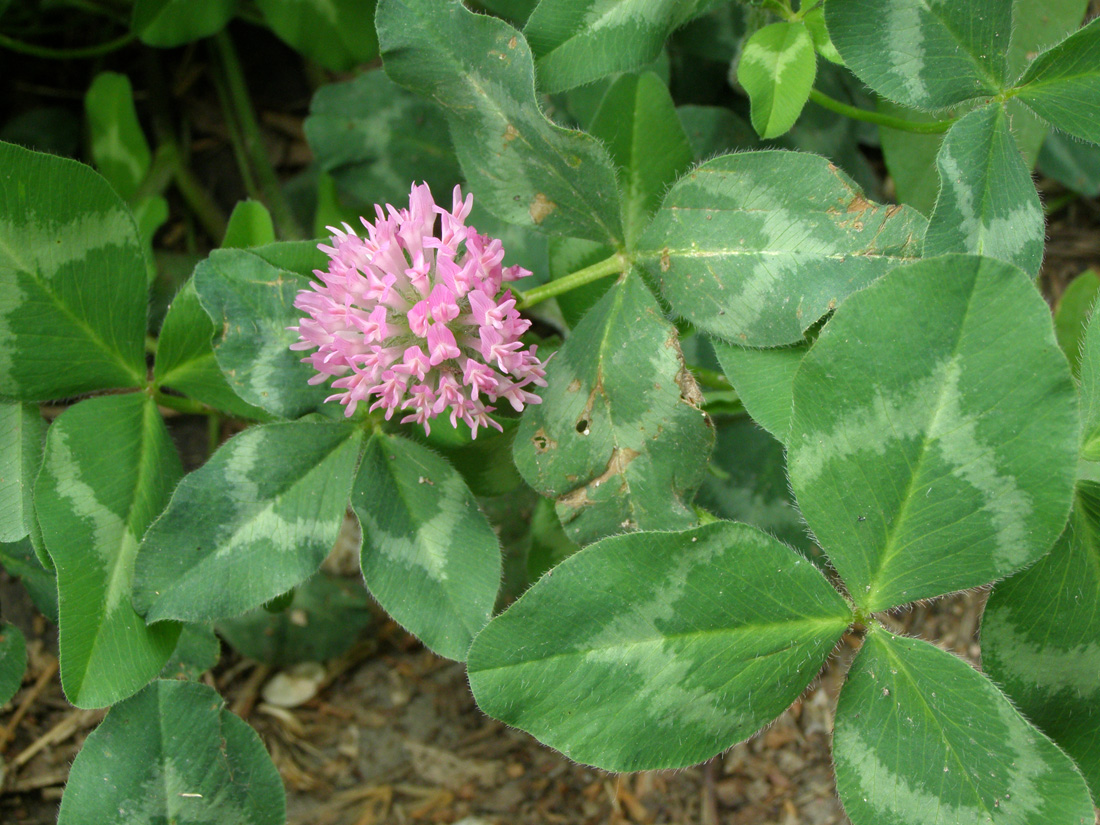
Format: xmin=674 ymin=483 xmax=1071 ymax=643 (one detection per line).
xmin=305 ymin=69 xmax=461 ymax=211
xmin=588 ymin=72 xmax=694 ymax=247
xmin=736 ymin=22 xmax=817 ymax=140
xmin=134 ymin=420 xmax=361 ymax=624
xmin=0 ymin=622 xmax=25 ymax=706
xmin=925 ymin=104 xmax=1044 ymax=277
xmin=58 ymin=680 xmax=285 ymax=825
xmin=695 ymin=416 xmax=818 ymax=562
xmin=352 ymin=433 xmax=501 ymax=661
xmin=377 ymin=0 xmax=623 ymax=244
xmin=36 ymin=395 xmax=182 ymax=708
xmin=0 ymin=401 xmax=46 ymax=543
xmin=193 ymin=245 xmax=332 ymax=419
xmin=0 ymin=141 xmax=147 ymax=399
xmin=514 ymin=273 xmax=714 ymax=544
xmin=131 ymin=0 xmax=235 ymax=47
xmin=788 ymin=255 xmax=1077 ymax=611
xmin=255 ymin=0 xmax=378 ymax=71
xmin=834 ymin=626 xmax=1094 ymax=825
xmin=1016 ymin=16 xmax=1100 ymax=145
xmin=468 ymin=521 xmax=851 ymax=771
xmin=159 ymin=624 xmax=220 ymax=682
xmin=636 ymin=151 xmax=926 ymax=347
xmin=825 ymin=0 xmax=1011 ymax=109
xmin=676 ymin=105 xmax=758 ymax=160
xmin=217 ymin=572 xmax=371 ymax=666
xmin=0 ymin=538 xmax=58 ymax=623
xmin=1039 ymin=131 xmax=1100 ymax=196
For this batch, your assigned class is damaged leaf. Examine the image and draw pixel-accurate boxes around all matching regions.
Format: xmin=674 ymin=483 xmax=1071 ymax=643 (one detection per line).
xmin=514 ymin=272 xmax=714 ymax=544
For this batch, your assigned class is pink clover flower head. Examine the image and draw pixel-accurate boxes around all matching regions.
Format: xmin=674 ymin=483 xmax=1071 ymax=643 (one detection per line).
xmin=290 ymin=182 xmax=547 ymax=437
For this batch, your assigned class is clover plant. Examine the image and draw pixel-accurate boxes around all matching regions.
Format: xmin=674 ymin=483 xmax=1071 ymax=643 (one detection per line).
xmin=1 ymin=0 xmax=1099 ymax=822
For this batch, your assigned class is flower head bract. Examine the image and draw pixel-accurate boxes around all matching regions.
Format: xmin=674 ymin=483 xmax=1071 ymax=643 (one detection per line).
xmin=290 ymin=183 xmax=547 ymax=437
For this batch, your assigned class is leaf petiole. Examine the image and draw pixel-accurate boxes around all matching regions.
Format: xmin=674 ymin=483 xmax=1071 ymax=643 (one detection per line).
xmin=808 ymin=88 xmax=954 ymax=134
xmin=515 ymin=252 xmax=630 ymax=310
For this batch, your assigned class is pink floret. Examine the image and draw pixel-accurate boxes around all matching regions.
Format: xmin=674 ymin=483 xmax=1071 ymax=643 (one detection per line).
xmin=289 ymin=182 xmax=544 ymax=437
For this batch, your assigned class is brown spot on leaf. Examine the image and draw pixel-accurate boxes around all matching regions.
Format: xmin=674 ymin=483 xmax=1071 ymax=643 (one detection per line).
xmin=567 ymin=379 xmax=582 ymax=392
xmin=675 ymin=365 xmax=705 ymax=408
xmin=659 ymin=249 xmax=671 ymax=272
xmin=503 ymin=124 xmax=519 ymax=144
xmin=557 ymin=447 xmax=642 ymax=511
xmin=847 ymin=195 xmax=873 ymax=215
xmin=532 ymin=428 xmax=556 ymax=453
xmin=529 ymin=194 xmax=556 ymax=225
xmin=508 ymin=35 xmax=517 ymax=49
xmin=885 ymin=204 xmax=902 ymax=218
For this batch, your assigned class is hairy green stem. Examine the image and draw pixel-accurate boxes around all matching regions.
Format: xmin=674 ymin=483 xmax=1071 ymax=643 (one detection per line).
xmin=212 ymin=31 xmax=304 ymax=240
xmin=0 ymin=29 xmax=134 ymax=59
xmin=809 ymin=88 xmax=954 ymax=134
xmin=516 ymin=253 xmax=629 ymax=309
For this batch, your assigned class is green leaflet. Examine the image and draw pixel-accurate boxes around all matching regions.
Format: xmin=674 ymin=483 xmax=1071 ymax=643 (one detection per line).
xmin=925 ymin=104 xmax=1044 ymax=278
xmin=222 ymin=201 xmax=276 ymax=249
xmin=84 ymin=73 xmax=151 ymax=202
xmin=982 ymin=495 xmax=1100 ymax=797
xmin=1015 ymin=16 xmax=1100 ymax=145
xmin=131 ymin=0 xmax=235 ymax=47
xmin=193 ymin=244 xmax=332 ymax=419
xmin=694 ymin=417 xmax=817 ymax=563
xmin=468 ymin=521 xmax=851 ymax=771
xmin=305 ymin=69 xmax=461 ymax=210
xmin=825 ymin=0 xmax=1011 ymax=110
xmin=133 ymin=420 xmax=361 ymax=624
xmin=255 ymin=0 xmax=378 ymax=71
xmin=35 ymin=395 xmax=182 ymax=709
xmin=523 ymin=0 xmax=703 ymax=93
xmin=711 ymin=338 xmax=806 ymax=443
xmin=58 ymin=680 xmax=285 ymax=825
xmin=0 ymin=537 xmax=58 ymax=623
xmin=0 ymin=622 xmax=26 ymax=706
xmin=736 ymin=22 xmax=816 ymax=140
xmin=834 ymin=626 xmax=1094 ymax=825
xmin=153 ymin=280 xmax=270 ymax=419
xmin=376 ymin=0 xmax=624 ymax=245
xmin=587 ymin=72 xmax=694 ymax=248
xmin=514 ymin=273 xmax=714 ymax=545
xmin=0 ymin=401 xmax=47 ymax=543
xmin=0 ymin=142 xmax=147 ymax=399
xmin=352 ymin=433 xmax=501 ymax=662
xmin=1054 ymin=269 xmax=1100 ymax=379
xmin=217 ymin=572 xmax=371 ymax=666
xmin=788 ymin=255 xmax=1077 ymax=612
xmin=636 ymin=151 xmax=926 ymax=347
